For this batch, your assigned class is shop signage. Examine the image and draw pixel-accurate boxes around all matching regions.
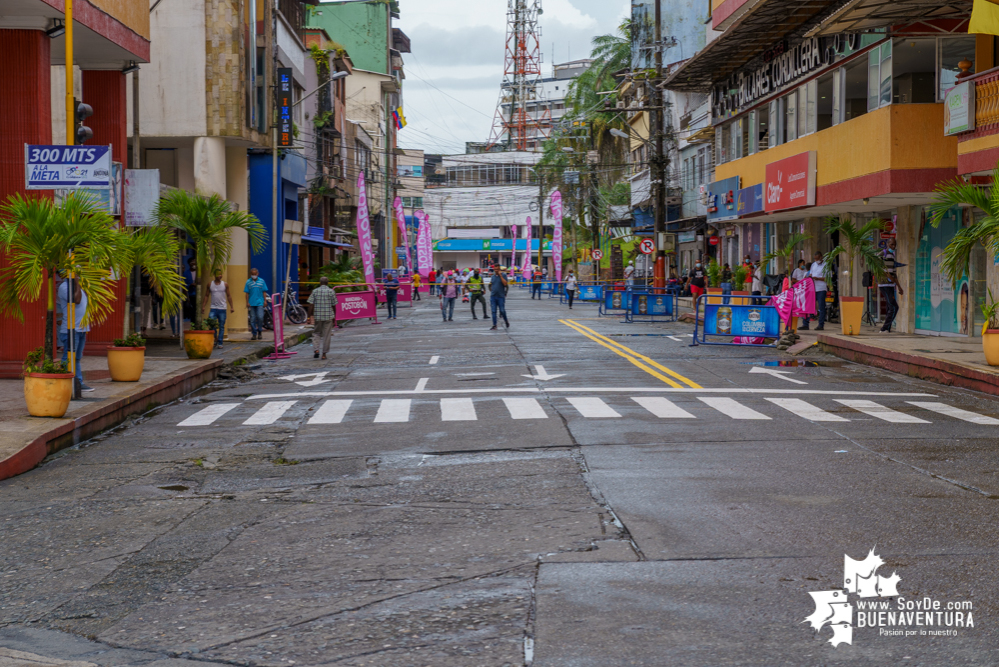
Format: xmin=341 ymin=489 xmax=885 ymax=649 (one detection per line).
xmin=277 ymin=68 xmax=293 ymax=147
xmin=737 ymin=184 xmax=764 ymax=217
xmin=25 ymin=145 xmax=112 ymax=190
xmin=124 ymin=168 xmax=159 ymax=226
xmin=336 ymin=291 xmax=377 ymax=321
xmin=713 ymin=36 xmax=831 ymax=118
xmin=707 ymin=176 xmax=740 ymax=223
xmin=677 ymin=231 xmax=697 ymax=243
xmin=765 ymin=151 xmax=816 ymax=212
xmin=944 ymin=81 xmax=975 ymax=135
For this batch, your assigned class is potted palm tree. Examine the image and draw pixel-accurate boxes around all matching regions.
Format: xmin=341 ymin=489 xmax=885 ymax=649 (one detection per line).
xmin=732 ymin=264 xmax=750 ymax=305
xmin=154 ymin=190 xmax=266 ymax=359
xmin=823 ymin=216 xmax=886 ymax=336
xmin=0 ymin=193 xmax=182 ymax=416
xmin=930 ymin=171 xmax=999 ymax=363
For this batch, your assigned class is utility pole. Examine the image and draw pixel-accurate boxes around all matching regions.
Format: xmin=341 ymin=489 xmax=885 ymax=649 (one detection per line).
xmin=652 ymin=0 xmax=667 ymax=290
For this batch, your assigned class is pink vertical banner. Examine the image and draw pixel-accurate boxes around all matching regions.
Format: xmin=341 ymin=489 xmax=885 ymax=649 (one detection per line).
xmin=551 ymin=191 xmax=563 ymax=283
xmin=356 ymin=172 xmax=375 ymax=289
xmin=415 ymin=209 xmax=432 ymax=280
xmin=510 ymin=224 xmax=518 ymax=273
xmin=522 ymin=216 xmax=533 ymax=280
xmin=394 ymin=196 xmax=412 ymax=274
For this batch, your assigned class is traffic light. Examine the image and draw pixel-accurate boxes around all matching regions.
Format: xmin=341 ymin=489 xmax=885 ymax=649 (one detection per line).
xmin=74 ymin=98 xmax=93 ymax=144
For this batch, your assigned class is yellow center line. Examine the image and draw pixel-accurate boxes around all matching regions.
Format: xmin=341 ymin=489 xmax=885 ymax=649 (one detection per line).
xmin=559 ymin=320 xmax=684 ymax=389
xmin=563 ymin=319 xmax=703 ymax=389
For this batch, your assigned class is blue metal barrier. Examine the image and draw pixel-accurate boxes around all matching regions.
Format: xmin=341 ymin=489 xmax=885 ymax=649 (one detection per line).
xmin=690 ymin=295 xmax=779 ymax=347
xmin=624 ymin=291 xmax=677 ymax=323
xmin=546 ymin=281 xmax=563 ymax=298
xmin=600 ymin=288 xmax=632 ymax=317
xmin=560 ymin=283 xmax=603 ymax=304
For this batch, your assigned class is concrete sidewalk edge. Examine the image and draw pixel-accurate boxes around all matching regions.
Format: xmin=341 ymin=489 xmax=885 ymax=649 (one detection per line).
xmin=817 ymin=334 xmax=999 ymax=396
xmin=0 ymin=328 xmax=313 ymax=482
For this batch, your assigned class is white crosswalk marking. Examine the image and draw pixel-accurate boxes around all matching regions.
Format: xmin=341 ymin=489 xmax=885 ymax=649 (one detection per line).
xmin=632 ymin=397 xmax=695 ymax=419
xmin=308 ymin=399 xmax=353 ymax=424
xmin=666 ymin=336 xmax=683 ymax=342
xmin=906 ymin=401 xmax=999 ymax=425
xmin=178 ymin=403 xmax=239 ymax=426
xmin=766 ymin=398 xmax=849 ymax=422
xmin=698 ymin=397 xmax=771 ymax=420
xmin=374 ymin=399 xmax=412 ymax=423
xmin=567 ymin=397 xmax=621 ymax=418
xmin=441 ymin=397 xmax=477 ymax=421
xmin=244 ymin=401 xmax=297 ymax=425
xmin=835 ymin=399 xmax=929 ymax=423
xmin=503 ymin=397 xmax=548 ymax=419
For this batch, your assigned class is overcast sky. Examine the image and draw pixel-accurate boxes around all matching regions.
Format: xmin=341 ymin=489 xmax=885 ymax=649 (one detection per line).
xmin=396 ymin=0 xmax=630 ymax=155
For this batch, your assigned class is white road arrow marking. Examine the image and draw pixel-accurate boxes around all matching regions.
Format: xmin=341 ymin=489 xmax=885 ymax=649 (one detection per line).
xmin=521 ymin=365 xmax=565 ymax=381
xmin=279 ymin=372 xmax=332 ymax=387
xmin=749 ymin=366 xmax=807 ymax=385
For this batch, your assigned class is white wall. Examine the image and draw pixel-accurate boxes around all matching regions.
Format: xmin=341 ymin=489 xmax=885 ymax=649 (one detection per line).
xmin=143 ymin=0 xmax=207 ymax=137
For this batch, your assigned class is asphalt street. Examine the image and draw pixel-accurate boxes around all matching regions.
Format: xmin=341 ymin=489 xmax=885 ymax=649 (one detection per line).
xmin=2 ymin=286 xmax=998 ymax=666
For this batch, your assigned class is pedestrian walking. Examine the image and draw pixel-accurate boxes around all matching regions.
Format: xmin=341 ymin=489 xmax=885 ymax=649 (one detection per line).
xmin=56 ymin=273 xmax=94 ymax=392
xmin=806 ymin=252 xmax=828 ymax=330
xmin=624 ymin=261 xmax=635 ymax=286
xmin=751 ymin=261 xmax=764 ymax=305
xmin=412 ymin=273 xmax=422 ymax=301
xmin=564 ymin=270 xmax=577 ymax=309
xmin=244 ymin=268 xmax=269 ymax=340
xmin=688 ymin=261 xmax=707 ymax=302
xmin=489 ymin=266 xmax=510 ymax=330
xmin=383 ymin=273 xmax=400 ymax=319
xmin=467 ymin=268 xmax=488 ymax=319
xmin=531 ymin=267 xmax=543 ymax=299
xmin=306 ymin=276 xmax=337 ymax=359
xmin=440 ymin=271 xmax=458 ymax=321
xmin=204 ymin=270 xmax=235 ymax=349
xmin=879 ymin=238 xmax=903 ymax=334
xmin=427 ymin=268 xmax=437 ymax=296
xmin=183 ymin=257 xmax=197 ymax=323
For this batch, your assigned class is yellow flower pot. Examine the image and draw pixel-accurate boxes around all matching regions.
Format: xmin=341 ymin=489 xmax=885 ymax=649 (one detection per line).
xmin=184 ymin=331 xmax=216 ymax=359
xmin=107 ymin=347 xmax=145 ymax=381
xmin=706 ymin=287 xmax=723 ymax=305
xmin=983 ymin=330 xmax=999 ymax=366
xmin=24 ymin=373 xmax=74 ymax=418
xmin=839 ymin=296 xmax=865 ymax=335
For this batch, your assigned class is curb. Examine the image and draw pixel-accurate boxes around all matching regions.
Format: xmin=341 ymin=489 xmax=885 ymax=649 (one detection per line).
xmin=817 ymin=334 xmax=999 ymax=397
xmin=0 ymin=327 xmax=312 ymax=482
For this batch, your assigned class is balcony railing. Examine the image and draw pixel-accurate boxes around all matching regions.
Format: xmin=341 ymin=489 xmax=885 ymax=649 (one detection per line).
xmin=278 ymin=0 xmax=306 ymax=43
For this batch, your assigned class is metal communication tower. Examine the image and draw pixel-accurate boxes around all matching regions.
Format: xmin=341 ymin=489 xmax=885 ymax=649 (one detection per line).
xmin=487 ymin=0 xmax=549 ymax=151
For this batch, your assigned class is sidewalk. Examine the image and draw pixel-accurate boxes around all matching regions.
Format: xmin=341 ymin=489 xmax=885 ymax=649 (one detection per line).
xmin=0 ymin=325 xmax=312 ymax=481
xmin=789 ymin=323 xmax=999 ymax=396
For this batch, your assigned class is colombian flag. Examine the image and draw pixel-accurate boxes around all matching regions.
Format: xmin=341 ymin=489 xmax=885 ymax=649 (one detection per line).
xmin=393 ymin=107 xmax=407 ymax=130
xmin=970 ymin=0 xmax=999 ymax=35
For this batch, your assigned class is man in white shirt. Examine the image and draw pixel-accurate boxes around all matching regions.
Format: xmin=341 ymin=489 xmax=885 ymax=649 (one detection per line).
xmin=751 ymin=262 xmax=764 ymax=305
xmin=624 ymin=261 xmax=635 ymax=286
xmin=805 ymin=251 xmax=827 ymax=330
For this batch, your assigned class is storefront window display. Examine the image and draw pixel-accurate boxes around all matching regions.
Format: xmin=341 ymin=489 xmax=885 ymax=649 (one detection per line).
xmin=915 ymin=206 xmax=977 ymax=335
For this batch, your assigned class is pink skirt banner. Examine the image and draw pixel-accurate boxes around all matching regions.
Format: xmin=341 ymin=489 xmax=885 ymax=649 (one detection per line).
xmin=415 ymin=210 xmax=432 ymax=279
xmin=770 ymin=277 xmax=817 ymax=325
xmin=356 ymin=172 xmax=376 ymax=289
xmin=522 ymin=216 xmax=533 ymax=280
xmin=336 ymin=291 xmax=377 ymax=321
xmin=551 ymin=191 xmax=563 ymax=283
xmin=394 ymin=196 xmax=412 ymax=274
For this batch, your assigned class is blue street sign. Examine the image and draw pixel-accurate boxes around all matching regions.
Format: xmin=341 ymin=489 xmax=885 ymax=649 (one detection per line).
xmin=25 ymin=145 xmax=112 ymax=190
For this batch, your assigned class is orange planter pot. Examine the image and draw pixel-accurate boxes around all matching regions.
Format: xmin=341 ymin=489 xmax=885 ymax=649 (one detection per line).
xmin=839 ymin=296 xmax=865 ymax=335
xmin=24 ymin=372 xmax=74 ymax=418
xmin=107 ymin=346 xmax=146 ymax=381
xmin=984 ymin=331 xmax=999 ymax=366
xmin=184 ymin=331 xmax=215 ymax=359
xmin=706 ymin=287 xmax=723 ymax=305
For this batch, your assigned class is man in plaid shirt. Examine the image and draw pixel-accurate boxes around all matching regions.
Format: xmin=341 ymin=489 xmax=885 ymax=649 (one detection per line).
xmin=306 ymin=277 xmax=337 ymax=360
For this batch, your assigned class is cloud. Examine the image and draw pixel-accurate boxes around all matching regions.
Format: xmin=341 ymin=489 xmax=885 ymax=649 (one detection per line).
xmin=404 ymin=23 xmax=504 ymax=66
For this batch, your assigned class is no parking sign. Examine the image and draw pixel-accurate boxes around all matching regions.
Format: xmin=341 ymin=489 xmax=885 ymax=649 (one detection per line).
xmin=639 ymin=239 xmax=655 ymax=255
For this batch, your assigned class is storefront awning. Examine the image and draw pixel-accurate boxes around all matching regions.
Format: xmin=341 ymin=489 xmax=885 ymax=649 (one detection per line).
xmin=302 ymin=227 xmax=352 ymax=248
xmin=805 ymin=0 xmax=971 ymax=37
xmin=665 ymin=0 xmax=839 ymax=93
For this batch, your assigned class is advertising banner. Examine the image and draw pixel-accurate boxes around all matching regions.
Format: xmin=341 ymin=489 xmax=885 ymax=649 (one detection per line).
xmin=356 ymin=172 xmax=376 ymax=289
xmin=511 ymin=224 xmax=518 ymax=271
xmin=578 ymin=285 xmax=603 ymax=301
xmin=277 ymin=68 xmax=293 ymax=147
xmin=336 ymin=291 xmax=377 ymax=321
xmin=737 ymin=183 xmax=764 ymax=217
xmin=770 ymin=276 xmax=817 ymax=324
xmin=376 ymin=283 xmax=413 ymax=303
xmin=124 ymin=168 xmax=159 ymax=226
xmin=944 ymin=81 xmax=975 ymax=135
xmin=551 ymin=191 xmax=563 ymax=283
xmin=523 ymin=216 xmax=533 ymax=279
xmin=631 ymin=293 xmax=673 ymax=316
xmin=704 ymin=303 xmax=780 ymax=337
xmin=25 ymin=145 xmax=112 ymax=190
xmin=604 ymin=289 xmax=631 ymax=312
xmin=393 ymin=196 xmax=412 ymax=273
xmin=706 ymin=176 xmax=740 ymax=223
xmin=415 ymin=210 xmax=432 ymax=278
xmin=764 ymin=151 xmax=816 ymax=212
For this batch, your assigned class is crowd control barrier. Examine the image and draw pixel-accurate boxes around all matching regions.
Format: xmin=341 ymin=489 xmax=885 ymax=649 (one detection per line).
xmin=600 ymin=288 xmax=632 ymax=317
xmin=624 ymin=290 xmax=677 ymax=323
xmin=545 ymin=281 xmax=563 ymax=298
xmin=690 ymin=295 xmax=779 ymax=347
xmin=560 ymin=283 xmax=603 ymax=305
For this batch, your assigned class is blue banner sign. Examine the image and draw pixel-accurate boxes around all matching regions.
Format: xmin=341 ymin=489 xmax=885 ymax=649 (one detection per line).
xmin=706 ymin=176 xmax=740 ymax=223
xmin=632 ymin=293 xmax=673 ymax=316
xmin=704 ymin=303 xmax=779 ymax=337
xmin=578 ymin=285 xmax=603 ymax=300
xmin=605 ymin=290 xmax=630 ymax=310
xmin=25 ymin=145 xmax=112 ymax=190
xmin=737 ymin=183 xmax=764 ymax=217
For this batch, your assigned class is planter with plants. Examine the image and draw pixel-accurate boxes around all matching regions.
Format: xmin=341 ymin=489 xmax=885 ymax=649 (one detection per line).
xmin=107 ymin=333 xmax=146 ymax=382
xmin=980 ymin=295 xmax=999 ymax=366
xmin=22 ymin=348 xmax=74 ymax=418
xmin=731 ymin=265 xmax=750 ymax=304
xmin=154 ymin=190 xmax=265 ymax=360
xmin=0 ymin=193 xmax=184 ymax=417
xmin=705 ymin=260 xmax=723 ymax=304
xmin=824 ymin=217 xmax=886 ymax=336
